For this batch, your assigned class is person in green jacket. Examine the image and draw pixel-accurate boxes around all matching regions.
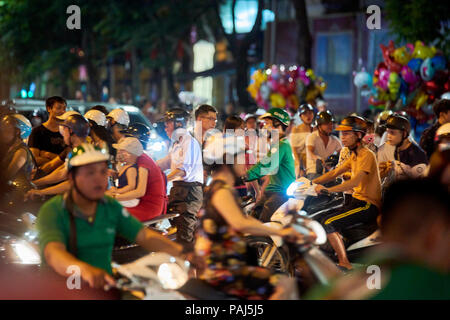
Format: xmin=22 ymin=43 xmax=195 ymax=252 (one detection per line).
xmin=304 ymin=178 xmax=450 ymax=300
xmin=246 ymin=108 xmax=295 ymax=222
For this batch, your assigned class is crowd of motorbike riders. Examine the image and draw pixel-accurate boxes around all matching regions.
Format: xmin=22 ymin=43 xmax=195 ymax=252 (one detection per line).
xmin=0 ymin=95 xmax=448 ymax=300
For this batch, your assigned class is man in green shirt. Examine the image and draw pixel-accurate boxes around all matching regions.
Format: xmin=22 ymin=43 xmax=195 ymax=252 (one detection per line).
xmin=37 ymin=143 xmax=182 ymax=289
xmin=246 ymin=108 xmax=296 ymax=222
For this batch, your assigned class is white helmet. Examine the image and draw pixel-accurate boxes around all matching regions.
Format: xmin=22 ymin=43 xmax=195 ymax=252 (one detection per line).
xmin=203 ymin=132 xmax=246 ymax=164
xmin=67 ymin=143 xmax=110 ymax=172
xmin=56 ymin=110 xmax=80 ymax=121
xmin=107 ymin=108 xmax=130 ymax=127
xmin=84 ymin=109 xmax=107 ymax=127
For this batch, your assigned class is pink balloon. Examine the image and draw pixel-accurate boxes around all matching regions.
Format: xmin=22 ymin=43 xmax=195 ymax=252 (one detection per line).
xmin=269 ymin=80 xmax=279 ymax=91
xmin=401 ymin=66 xmax=418 ymax=86
xmin=376 ymin=68 xmax=390 ymax=90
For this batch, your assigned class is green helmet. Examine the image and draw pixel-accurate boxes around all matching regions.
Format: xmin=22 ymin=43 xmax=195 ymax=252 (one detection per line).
xmin=259 ymin=108 xmax=290 ymax=126
xmin=67 ymin=143 xmax=110 ymax=172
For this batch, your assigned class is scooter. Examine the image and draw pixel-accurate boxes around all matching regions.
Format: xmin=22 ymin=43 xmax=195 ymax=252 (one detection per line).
xmin=294 ymin=179 xmax=381 ymax=262
xmin=110 ymin=252 xmax=239 ymax=300
xmin=245 ymin=180 xmax=341 ymax=295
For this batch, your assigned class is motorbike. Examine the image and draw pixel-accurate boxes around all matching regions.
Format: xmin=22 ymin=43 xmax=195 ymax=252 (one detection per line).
xmin=245 ymin=178 xmax=382 ymax=291
xmin=109 ymin=252 xmax=239 ymax=300
xmin=244 ymin=190 xmax=341 ymax=295
xmin=112 ymin=213 xmax=179 ymax=264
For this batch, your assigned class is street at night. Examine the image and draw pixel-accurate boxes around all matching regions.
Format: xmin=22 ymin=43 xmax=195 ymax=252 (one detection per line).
xmin=0 ymin=0 xmax=448 ymax=309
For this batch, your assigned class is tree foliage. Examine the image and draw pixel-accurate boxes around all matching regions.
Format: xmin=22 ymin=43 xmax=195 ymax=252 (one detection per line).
xmin=385 ymin=0 xmax=450 ymax=54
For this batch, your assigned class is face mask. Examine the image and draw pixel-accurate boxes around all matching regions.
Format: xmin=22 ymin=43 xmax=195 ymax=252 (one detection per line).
xmin=363 ymin=133 xmax=375 ymax=145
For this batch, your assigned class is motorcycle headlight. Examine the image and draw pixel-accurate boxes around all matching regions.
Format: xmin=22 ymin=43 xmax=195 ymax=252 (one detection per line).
xmin=286 ymin=181 xmax=304 ymax=197
xmin=0 ymin=232 xmax=41 ymax=265
xmin=157 ymin=260 xmax=189 ymax=290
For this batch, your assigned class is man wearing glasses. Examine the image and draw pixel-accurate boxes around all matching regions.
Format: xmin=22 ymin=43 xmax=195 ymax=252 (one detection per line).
xmin=194 ymin=104 xmax=219 ymax=184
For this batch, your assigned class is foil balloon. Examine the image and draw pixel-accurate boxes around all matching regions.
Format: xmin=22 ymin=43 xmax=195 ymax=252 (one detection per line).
xmin=431 ymin=55 xmax=446 ymax=71
xmin=353 ymin=71 xmax=373 ymax=89
xmin=401 ymin=66 xmax=418 ymax=87
xmin=414 ymin=91 xmax=428 ymax=110
xmin=259 ymin=83 xmax=271 ymax=100
xmin=380 ymin=40 xmax=402 ymax=73
xmin=388 ymin=72 xmax=401 ymax=100
xmin=376 ymin=68 xmax=390 ymax=91
xmin=412 ymin=41 xmax=436 ymax=60
xmin=420 ymin=58 xmax=436 ymax=82
xmin=270 ymin=93 xmax=286 ymax=108
xmin=247 ymin=83 xmax=259 ymax=99
xmin=393 ymin=46 xmax=412 ymax=65
xmin=407 ymin=58 xmax=423 ymax=73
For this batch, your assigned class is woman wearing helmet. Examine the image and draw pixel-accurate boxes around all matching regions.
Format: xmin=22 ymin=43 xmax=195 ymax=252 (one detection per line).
xmin=313 ymin=115 xmax=382 ymax=270
xmin=0 ymin=115 xmax=36 ymax=206
xmin=107 ymin=108 xmax=130 ymax=143
xmin=378 ymin=115 xmax=428 ymax=184
xmin=246 ymin=108 xmax=296 ymax=223
xmin=36 ymin=143 xmax=182 ymax=289
xmin=305 ymin=110 xmax=342 ymax=180
xmin=196 ymin=133 xmax=303 ymax=300
xmin=85 ymin=109 xmax=115 ymax=159
xmin=106 ymin=137 xmax=167 ymax=222
xmin=290 ymin=104 xmax=315 ymax=178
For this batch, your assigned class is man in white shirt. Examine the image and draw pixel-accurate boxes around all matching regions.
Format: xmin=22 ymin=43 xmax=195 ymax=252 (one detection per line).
xmin=290 ymin=104 xmax=315 ymax=178
xmin=305 ymin=110 xmax=342 ymax=180
xmin=156 ymin=108 xmax=204 ymax=252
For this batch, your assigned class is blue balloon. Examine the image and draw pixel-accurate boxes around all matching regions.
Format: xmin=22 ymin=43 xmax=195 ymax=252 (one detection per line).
xmin=407 ymin=58 xmax=423 ymax=73
xmin=431 ymin=55 xmax=446 ymax=71
xmin=399 ymin=78 xmax=408 ymax=105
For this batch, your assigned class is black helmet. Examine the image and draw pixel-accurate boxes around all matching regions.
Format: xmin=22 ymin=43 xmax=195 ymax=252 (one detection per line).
xmin=385 ymin=115 xmax=410 ymax=133
xmin=121 ymin=122 xmax=150 ymax=148
xmin=336 ymin=115 xmax=367 ymax=135
xmin=376 ymin=110 xmax=394 ymax=127
xmin=315 ymin=110 xmax=335 ymax=126
xmin=163 ymin=108 xmax=190 ymax=128
xmin=298 ymin=103 xmax=314 ymax=115
xmin=61 ymin=114 xmax=90 ymax=138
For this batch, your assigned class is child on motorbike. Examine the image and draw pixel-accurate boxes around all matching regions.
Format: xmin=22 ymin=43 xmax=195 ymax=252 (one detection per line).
xmin=107 ymin=137 xmax=164 ymax=221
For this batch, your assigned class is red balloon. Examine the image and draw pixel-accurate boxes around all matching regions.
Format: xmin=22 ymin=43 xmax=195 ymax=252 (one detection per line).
xmin=278 ymin=85 xmax=289 ymax=98
xmin=445 ymin=80 xmax=450 ymax=92
xmin=424 ymin=80 xmax=439 ymax=95
xmin=287 ymin=81 xmax=296 ymax=94
xmin=368 ymin=96 xmax=385 ymax=106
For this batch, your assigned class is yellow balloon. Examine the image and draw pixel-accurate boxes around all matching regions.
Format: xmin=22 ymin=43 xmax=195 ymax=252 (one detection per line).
xmin=393 ymin=47 xmax=411 ymax=65
xmin=415 ymin=91 xmax=428 ymax=110
xmin=306 ymin=85 xmax=321 ymax=102
xmin=247 ymin=84 xmax=258 ymax=99
xmin=413 ymin=41 xmax=436 ymax=60
xmin=251 ymin=69 xmax=266 ymax=86
xmin=270 ymin=93 xmax=286 ymax=108
xmin=306 ymin=68 xmax=316 ymax=80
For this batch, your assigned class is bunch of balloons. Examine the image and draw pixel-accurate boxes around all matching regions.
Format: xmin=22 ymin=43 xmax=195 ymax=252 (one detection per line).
xmin=247 ymin=65 xmax=327 ymax=113
xmin=354 ymin=40 xmax=449 ymax=122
